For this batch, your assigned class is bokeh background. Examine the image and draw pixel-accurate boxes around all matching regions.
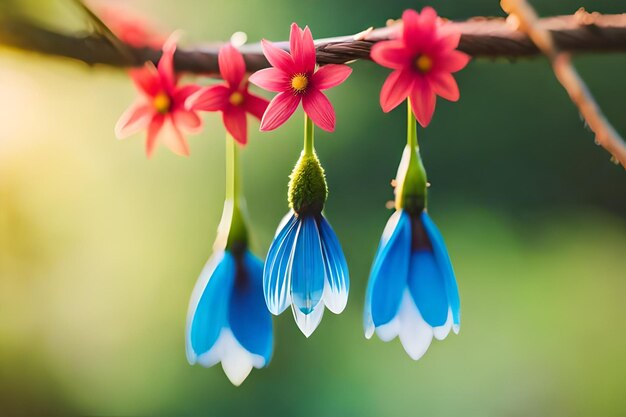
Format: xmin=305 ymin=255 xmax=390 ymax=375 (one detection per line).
xmin=1 ymin=0 xmax=625 ymax=415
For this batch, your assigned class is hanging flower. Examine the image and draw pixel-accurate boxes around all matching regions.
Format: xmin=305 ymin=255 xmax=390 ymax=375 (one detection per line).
xmin=364 ymin=208 xmax=460 ymax=359
xmin=370 ymin=7 xmax=470 ymax=127
xmin=186 ymin=239 xmax=273 ymax=386
xmin=186 ymin=52 xmax=271 ymax=385
xmin=249 ymin=23 xmax=352 ymax=132
xmin=263 ymin=116 xmax=349 ymax=337
xmin=115 ymin=34 xmax=203 ymax=157
xmin=186 ymin=44 xmax=269 ymax=145
xmin=186 ymin=140 xmax=273 ymax=385
xmin=264 ymin=206 xmax=349 ymax=337
xmin=363 ymin=104 xmax=460 ymax=359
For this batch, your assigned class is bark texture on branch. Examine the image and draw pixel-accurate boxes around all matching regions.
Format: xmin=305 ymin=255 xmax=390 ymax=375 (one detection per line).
xmin=0 ymin=10 xmax=625 ymax=74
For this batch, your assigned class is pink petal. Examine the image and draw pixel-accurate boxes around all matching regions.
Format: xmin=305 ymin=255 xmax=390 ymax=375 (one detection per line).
xmin=223 ymin=107 xmax=248 ymax=145
xmin=160 ymin=114 xmax=190 ymax=156
xmin=146 ymin=114 xmax=165 ymax=158
xmin=435 ymin=31 xmax=461 ymax=51
xmin=261 ymin=39 xmax=294 ymax=73
xmin=429 ymin=72 xmax=459 ymax=102
xmin=186 ymin=85 xmax=230 ymax=111
xmin=243 ymin=92 xmax=270 ymax=120
xmin=260 ymin=92 xmax=300 ymax=131
xmin=402 ymin=8 xmax=437 ymax=51
xmin=248 ymin=68 xmax=290 ymax=92
xmin=401 ymin=9 xmax=421 ymax=48
xmin=311 ymin=64 xmax=352 ymax=90
xmin=173 ymin=84 xmax=202 ymax=104
xmin=418 ymin=7 xmax=438 ymax=28
xmin=302 ymin=89 xmax=335 ymax=132
xmin=370 ymin=40 xmax=411 ymax=70
xmin=130 ymin=64 xmax=161 ymax=97
xmin=436 ymin=50 xmax=470 ymax=73
xmin=380 ymin=69 xmax=415 ymax=113
xmin=158 ymin=33 xmax=180 ymax=91
xmin=115 ymin=101 xmax=154 ymax=139
xmin=219 ymin=44 xmax=246 ymax=88
xmin=410 ymin=77 xmax=436 ymax=127
xmin=290 ymin=23 xmax=316 ymax=73
xmin=173 ymin=109 xmax=203 ymax=133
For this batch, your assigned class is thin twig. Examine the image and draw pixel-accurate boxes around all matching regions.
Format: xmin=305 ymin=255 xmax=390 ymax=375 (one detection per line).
xmin=71 ymin=0 xmax=135 ymax=64
xmin=501 ymin=2 xmax=626 ymax=168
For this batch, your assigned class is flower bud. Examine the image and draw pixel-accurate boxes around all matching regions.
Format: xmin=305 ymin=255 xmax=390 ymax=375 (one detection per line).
xmin=288 ymin=151 xmax=328 ymax=215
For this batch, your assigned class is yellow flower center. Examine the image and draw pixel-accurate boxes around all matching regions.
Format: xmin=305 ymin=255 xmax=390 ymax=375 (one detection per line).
xmin=415 ymin=55 xmax=433 ymax=73
xmin=229 ymin=91 xmax=244 ymax=106
xmin=291 ymin=74 xmax=309 ymax=93
xmin=153 ymin=92 xmax=170 ymax=114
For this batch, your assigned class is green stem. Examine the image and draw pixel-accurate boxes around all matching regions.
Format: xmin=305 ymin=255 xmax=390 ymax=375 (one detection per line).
xmin=220 ymin=134 xmax=248 ymax=251
xmin=304 ymin=114 xmax=314 ymax=156
xmin=226 ymin=134 xmax=240 ymax=205
xmin=396 ymin=99 xmax=428 ymax=213
xmin=407 ymin=98 xmax=418 ymax=149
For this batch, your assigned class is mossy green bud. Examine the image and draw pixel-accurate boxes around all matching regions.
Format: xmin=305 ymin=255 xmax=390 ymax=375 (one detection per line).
xmin=288 ymin=151 xmax=328 ymax=215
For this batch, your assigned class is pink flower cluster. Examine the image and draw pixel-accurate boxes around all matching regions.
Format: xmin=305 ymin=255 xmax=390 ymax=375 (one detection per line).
xmin=115 ymin=8 xmax=469 ymax=157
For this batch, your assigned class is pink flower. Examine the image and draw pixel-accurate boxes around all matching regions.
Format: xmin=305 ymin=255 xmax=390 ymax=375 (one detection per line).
xmin=371 ymin=8 xmax=470 ymax=127
xmin=92 ymin=3 xmax=166 ymax=49
xmin=115 ymin=35 xmax=203 ymax=158
xmin=249 ymin=23 xmax=352 ymax=132
xmin=185 ymin=45 xmax=269 ymax=145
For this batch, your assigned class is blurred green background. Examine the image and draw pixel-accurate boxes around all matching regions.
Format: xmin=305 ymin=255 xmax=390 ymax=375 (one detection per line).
xmin=1 ymin=0 xmax=625 ymax=416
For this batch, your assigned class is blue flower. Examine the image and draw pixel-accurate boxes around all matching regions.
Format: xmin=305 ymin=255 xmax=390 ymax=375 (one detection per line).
xmin=186 ymin=249 xmax=273 ymax=386
xmin=264 ymin=211 xmax=349 ymax=337
xmin=364 ymin=209 xmax=460 ymax=360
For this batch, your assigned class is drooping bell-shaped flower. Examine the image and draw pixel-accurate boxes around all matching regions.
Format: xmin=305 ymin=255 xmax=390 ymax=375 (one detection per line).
xmin=186 ymin=239 xmax=272 ymax=385
xmin=186 ymin=61 xmax=271 ymax=384
xmin=364 ymin=102 xmax=460 ymax=360
xmin=263 ymin=117 xmax=350 ymax=337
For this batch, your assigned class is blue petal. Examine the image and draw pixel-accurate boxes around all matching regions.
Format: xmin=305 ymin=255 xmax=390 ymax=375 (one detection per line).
xmin=365 ymin=210 xmax=412 ymax=329
xmin=229 ymin=251 xmax=273 ymax=364
xmin=291 ymin=215 xmax=325 ymax=314
xmin=187 ymin=251 xmax=236 ymax=362
xmin=421 ymin=212 xmax=460 ymax=325
xmin=408 ymin=250 xmax=449 ymax=327
xmin=263 ymin=212 xmax=299 ymax=315
xmin=318 ymin=215 xmax=350 ymax=314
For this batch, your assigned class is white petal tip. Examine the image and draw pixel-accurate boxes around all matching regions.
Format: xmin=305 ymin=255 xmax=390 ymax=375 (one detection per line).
xmin=433 ymin=310 xmax=453 ymax=340
xmin=222 ymin=360 xmax=253 ymax=387
xmin=433 ymin=326 xmax=450 ymax=341
xmin=453 ymin=324 xmax=460 ymax=334
xmin=397 ymin=291 xmax=433 ymax=361
xmin=323 ymin=286 xmax=349 ymax=315
xmin=376 ymin=318 xmax=400 ymax=342
xmin=403 ymin=343 xmax=430 ymax=361
xmin=293 ymin=305 xmax=324 ymax=338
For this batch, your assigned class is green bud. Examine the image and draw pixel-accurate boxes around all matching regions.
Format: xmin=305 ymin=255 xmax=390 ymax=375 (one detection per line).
xmin=288 ymin=151 xmax=328 ymax=215
xmin=395 ymin=144 xmax=427 ymax=215
xmin=214 ymin=199 xmax=249 ymax=254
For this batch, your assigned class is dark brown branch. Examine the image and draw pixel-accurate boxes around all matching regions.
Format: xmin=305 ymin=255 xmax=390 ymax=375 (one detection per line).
xmin=1 ymin=10 xmax=626 ymax=74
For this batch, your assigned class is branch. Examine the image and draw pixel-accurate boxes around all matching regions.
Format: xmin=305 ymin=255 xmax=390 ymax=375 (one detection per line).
xmin=1 ymin=11 xmax=626 ymax=75
xmin=1 ymin=7 xmax=625 ymax=167
xmin=502 ymin=2 xmax=626 ymax=168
